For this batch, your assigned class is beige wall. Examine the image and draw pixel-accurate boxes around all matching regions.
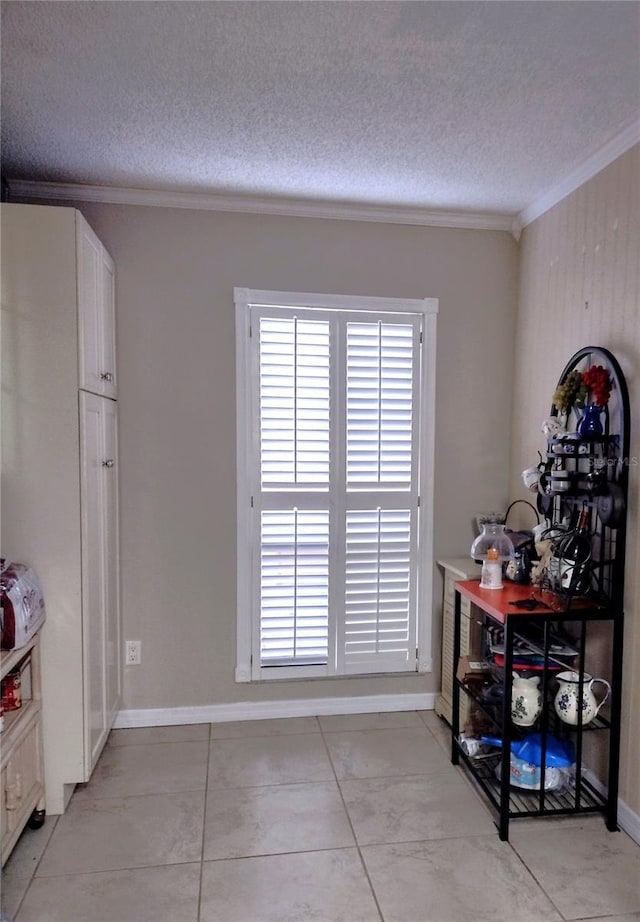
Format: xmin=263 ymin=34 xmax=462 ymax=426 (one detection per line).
xmin=25 ymin=201 xmax=517 ymax=710
xmin=510 ymin=144 xmax=640 ymax=813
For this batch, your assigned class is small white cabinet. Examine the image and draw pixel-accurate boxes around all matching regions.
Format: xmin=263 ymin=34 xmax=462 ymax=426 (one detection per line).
xmin=435 ymin=558 xmax=482 ymax=725
xmin=1 ymin=203 xmax=121 ymax=814
xmin=1 ymin=631 xmax=46 ymax=866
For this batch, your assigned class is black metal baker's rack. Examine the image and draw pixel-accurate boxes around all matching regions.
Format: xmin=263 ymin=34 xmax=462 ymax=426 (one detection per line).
xmin=451 ymin=346 xmax=630 ymax=840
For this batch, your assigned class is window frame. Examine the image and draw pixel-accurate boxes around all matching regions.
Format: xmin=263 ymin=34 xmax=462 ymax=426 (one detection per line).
xmin=234 ymin=288 xmax=438 ymax=683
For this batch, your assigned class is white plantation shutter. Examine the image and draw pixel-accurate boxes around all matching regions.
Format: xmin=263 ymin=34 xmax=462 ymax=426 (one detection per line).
xmin=260 ymin=510 xmax=329 ymax=664
xmin=342 ymin=508 xmax=416 ymax=673
xmin=235 ymin=289 xmax=437 ymax=681
xmin=259 ymin=317 xmax=330 ymax=489
xmin=346 ymin=322 xmax=415 ymax=489
xmin=340 ymin=317 xmax=419 ymax=673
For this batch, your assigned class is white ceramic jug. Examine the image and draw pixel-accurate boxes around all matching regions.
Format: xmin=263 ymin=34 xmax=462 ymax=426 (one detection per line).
xmin=511 ymin=673 xmax=543 ymax=727
xmin=554 ymin=671 xmax=611 ymax=726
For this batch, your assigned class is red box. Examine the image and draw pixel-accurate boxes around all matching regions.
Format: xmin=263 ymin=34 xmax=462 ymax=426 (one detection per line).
xmin=1 ymin=669 xmax=22 ymax=711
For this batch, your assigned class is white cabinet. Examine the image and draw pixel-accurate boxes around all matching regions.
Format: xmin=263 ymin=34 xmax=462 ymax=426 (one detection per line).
xmin=1 ymin=203 xmax=121 ymax=814
xmin=1 ymin=632 xmax=46 ymax=866
xmin=78 ymin=219 xmax=117 ymax=399
xmin=435 ymin=558 xmax=482 ymax=725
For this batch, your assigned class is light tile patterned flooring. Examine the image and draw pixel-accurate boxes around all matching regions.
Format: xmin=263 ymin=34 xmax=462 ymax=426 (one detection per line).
xmin=2 ymin=710 xmax=640 ymax=922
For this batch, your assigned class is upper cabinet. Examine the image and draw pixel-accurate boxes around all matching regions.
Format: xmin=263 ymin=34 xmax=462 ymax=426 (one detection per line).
xmin=77 ymin=218 xmax=117 ymax=399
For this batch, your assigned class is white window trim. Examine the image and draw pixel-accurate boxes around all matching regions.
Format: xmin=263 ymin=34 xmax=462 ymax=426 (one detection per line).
xmin=234 ymin=288 xmax=438 ymax=682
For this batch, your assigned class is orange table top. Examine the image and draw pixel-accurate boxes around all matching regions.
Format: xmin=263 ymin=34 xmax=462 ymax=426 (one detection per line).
xmin=455 ymin=579 xmax=556 ymax=624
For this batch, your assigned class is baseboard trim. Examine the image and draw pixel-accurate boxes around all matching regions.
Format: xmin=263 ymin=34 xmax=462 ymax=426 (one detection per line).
xmin=617 ymin=796 xmax=640 ymax=846
xmin=114 ymin=692 xmax=436 ymax=729
xmin=583 ymin=769 xmax=640 ymax=846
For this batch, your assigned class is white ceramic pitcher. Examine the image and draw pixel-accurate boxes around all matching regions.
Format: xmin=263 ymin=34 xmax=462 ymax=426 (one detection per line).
xmin=554 ymin=670 xmax=611 ymax=726
xmin=511 ymin=673 xmax=543 ymax=727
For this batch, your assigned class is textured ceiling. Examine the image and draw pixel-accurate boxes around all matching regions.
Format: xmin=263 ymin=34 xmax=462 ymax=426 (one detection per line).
xmin=1 ymin=1 xmax=639 ymax=218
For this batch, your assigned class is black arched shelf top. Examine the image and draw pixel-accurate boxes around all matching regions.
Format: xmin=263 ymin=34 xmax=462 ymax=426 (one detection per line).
xmin=550 ymin=346 xmax=630 ymax=463
xmin=542 ymin=345 xmax=630 ymax=611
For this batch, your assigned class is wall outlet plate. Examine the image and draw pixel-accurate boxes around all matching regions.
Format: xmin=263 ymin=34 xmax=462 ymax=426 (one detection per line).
xmin=125 ymin=640 xmax=141 ymax=665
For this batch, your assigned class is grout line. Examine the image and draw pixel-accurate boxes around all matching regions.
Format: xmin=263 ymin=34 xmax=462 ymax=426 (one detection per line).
xmin=69 ymin=785 xmax=209 ymax=803
xmin=196 ymin=721 xmax=213 ymax=922
xmin=506 ymin=840 xmax=569 ymax=921
xmin=205 ymin=767 xmax=457 ymax=792
xmin=15 ymin=857 xmax=202 ymax=881
xmin=318 ymin=719 xmax=386 ymax=922
xmin=200 ymin=843 xmax=372 ymax=865
xmin=107 ymin=737 xmax=211 ymax=748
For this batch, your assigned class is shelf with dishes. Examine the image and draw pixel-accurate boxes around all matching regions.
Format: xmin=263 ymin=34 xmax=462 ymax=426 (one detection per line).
xmin=462 ymin=745 xmax=608 ymax=818
xmin=451 ymin=580 xmax=620 ymax=839
xmin=457 ymin=618 xmax=611 ymax=758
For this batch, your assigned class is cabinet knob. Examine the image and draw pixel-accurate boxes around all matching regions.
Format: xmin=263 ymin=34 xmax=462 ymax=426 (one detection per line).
xmin=103 ymin=459 xmax=115 ymax=469
xmin=101 ymin=372 xmax=114 ymax=382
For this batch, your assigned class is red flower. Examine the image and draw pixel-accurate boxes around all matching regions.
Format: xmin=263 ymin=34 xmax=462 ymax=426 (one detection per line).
xmin=581 ymin=365 xmax=612 ymax=407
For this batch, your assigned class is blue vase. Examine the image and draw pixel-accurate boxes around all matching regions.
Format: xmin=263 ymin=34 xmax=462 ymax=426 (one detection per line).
xmin=577 ymin=404 xmax=603 ymax=437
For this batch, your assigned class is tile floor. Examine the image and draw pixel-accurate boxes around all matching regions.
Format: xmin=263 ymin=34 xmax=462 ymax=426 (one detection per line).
xmin=2 ymin=710 xmax=640 ymax=922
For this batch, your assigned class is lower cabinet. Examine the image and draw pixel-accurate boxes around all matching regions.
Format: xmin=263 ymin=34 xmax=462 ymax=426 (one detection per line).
xmin=80 ymin=391 xmax=121 ymax=772
xmin=1 ymin=632 xmax=46 ymax=866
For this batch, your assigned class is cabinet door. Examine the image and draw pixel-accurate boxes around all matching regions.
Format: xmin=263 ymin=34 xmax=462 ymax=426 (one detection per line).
xmin=77 ymin=217 xmax=117 ymax=399
xmin=100 ymin=250 xmax=117 ymax=399
xmin=80 ymin=392 xmax=119 ymax=776
xmin=103 ymin=397 xmax=121 ymax=725
xmin=1 ymin=718 xmax=44 ymax=860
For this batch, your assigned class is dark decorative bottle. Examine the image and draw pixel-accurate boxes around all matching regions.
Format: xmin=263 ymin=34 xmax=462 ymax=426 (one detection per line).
xmin=558 ymin=508 xmax=591 ymax=594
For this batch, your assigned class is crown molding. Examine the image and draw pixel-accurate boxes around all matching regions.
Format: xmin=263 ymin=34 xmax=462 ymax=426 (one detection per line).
xmin=517 ymin=117 xmax=640 ymax=230
xmin=510 ymin=214 xmax=524 ymax=242
xmin=7 ymin=119 xmax=639 ymax=238
xmin=6 ymin=178 xmax=514 ymax=232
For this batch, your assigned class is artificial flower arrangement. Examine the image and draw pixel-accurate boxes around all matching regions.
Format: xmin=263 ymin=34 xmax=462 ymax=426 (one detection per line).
xmin=552 ymin=364 xmax=612 ymax=415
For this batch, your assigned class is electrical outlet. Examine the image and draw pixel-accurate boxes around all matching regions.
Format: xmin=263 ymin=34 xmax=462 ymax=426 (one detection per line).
xmin=125 ymin=640 xmax=141 ymax=665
